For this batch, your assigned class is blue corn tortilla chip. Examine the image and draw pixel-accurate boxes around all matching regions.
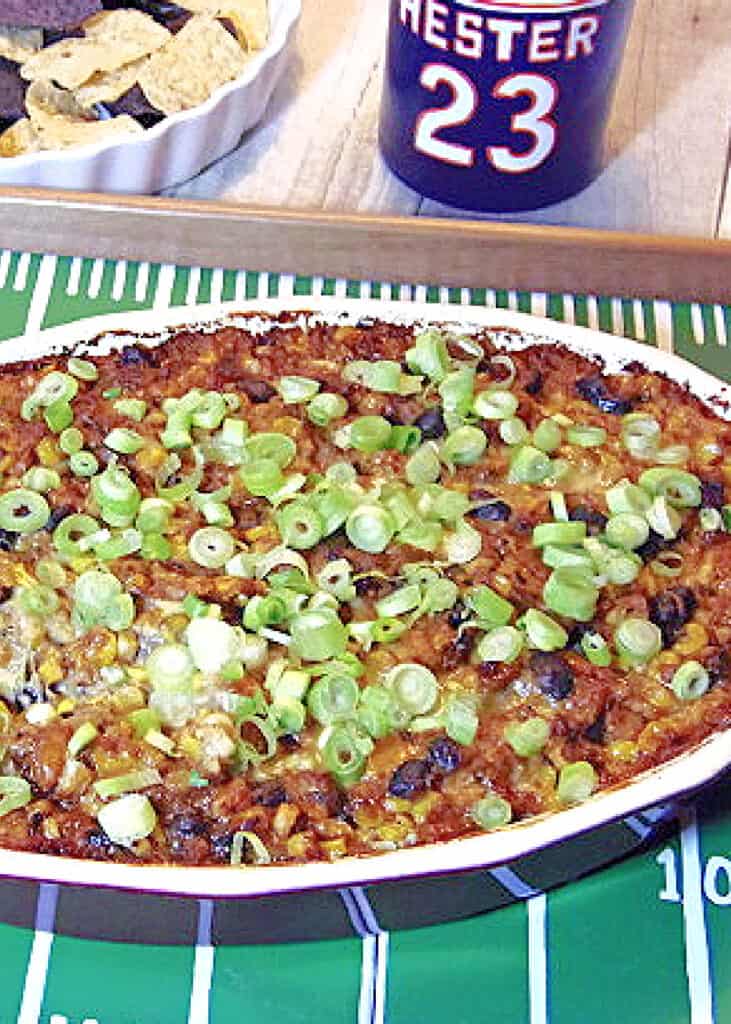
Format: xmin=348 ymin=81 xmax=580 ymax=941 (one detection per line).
xmin=0 ymin=56 xmax=27 ymax=120
xmin=0 ymin=0 xmax=101 ymax=29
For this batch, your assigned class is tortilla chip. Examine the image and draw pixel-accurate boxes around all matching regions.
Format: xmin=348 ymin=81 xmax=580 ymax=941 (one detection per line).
xmin=182 ymin=0 xmax=269 ymax=49
xmin=0 ymin=0 xmax=101 ymax=30
xmin=36 ymin=111 xmax=143 ymax=149
xmin=21 ymin=13 xmax=169 ymax=91
xmin=74 ymin=56 xmax=148 ymax=107
xmin=0 ymin=25 xmax=42 ymax=63
xmin=25 ymin=77 xmax=95 ymax=126
xmin=0 ymin=115 xmax=39 ymax=156
xmin=137 ymin=15 xmax=248 ymax=116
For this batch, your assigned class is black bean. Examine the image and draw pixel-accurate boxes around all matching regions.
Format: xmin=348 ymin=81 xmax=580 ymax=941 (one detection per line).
xmin=13 ymin=684 xmax=43 ymax=712
xmin=219 ymin=601 xmax=244 ymax=626
xmin=648 ymin=586 xmax=697 ymax=647
xmin=169 ymin=814 xmax=208 ymax=838
xmin=240 ymin=379 xmax=276 ymax=404
xmin=525 ymin=371 xmax=544 ymax=396
xmin=44 ymin=506 xmax=74 ymax=533
xmin=85 ymin=828 xmax=116 ymax=855
xmin=426 ymin=737 xmax=461 ymax=774
xmin=576 ymin=376 xmax=634 ymax=416
xmin=705 ymin=648 xmax=731 ymax=685
xmin=441 ymin=628 xmax=478 ymax=670
xmin=388 ymin=759 xmax=429 ymax=798
xmin=0 ymin=586 xmax=11 ymax=604
xmin=584 ymin=713 xmax=606 ymax=744
xmin=447 ymin=600 xmax=468 ymax=629
xmin=413 ymin=407 xmax=446 ymax=439
xmin=119 ymin=344 xmax=158 ymax=367
xmin=354 ymin=575 xmax=389 ymax=598
xmin=0 ymin=528 xmax=18 ymax=552
xmin=210 ymin=833 xmax=234 ymax=861
xmin=700 ymin=479 xmax=725 ymax=510
xmin=566 ymin=622 xmax=591 ymax=652
xmin=530 ymin=652 xmax=574 ymax=700
xmin=250 ymin=782 xmax=287 ymax=808
xmin=469 ymin=500 xmax=512 ymax=522
xmin=569 ymin=505 xmax=608 ymax=537
xmin=636 ymin=529 xmax=673 ymax=563
xmin=279 ymin=734 xmax=300 ymax=749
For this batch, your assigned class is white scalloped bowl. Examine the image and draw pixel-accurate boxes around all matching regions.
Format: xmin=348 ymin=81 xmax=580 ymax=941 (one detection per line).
xmin=0 ymin=0 xmax=300 ymax=193
xmin=0 ymin=297 xmax=729 ymax=898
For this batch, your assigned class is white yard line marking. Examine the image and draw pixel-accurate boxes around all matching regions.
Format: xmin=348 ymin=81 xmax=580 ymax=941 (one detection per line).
xmin=713 ymin=305 xmax=727 ymax=347
xmin=210 ymin=268 xmax=225 ymax=306
xmin=485 ymin=288 xmax=497 ymax=307
xmin=187 ymin=899 xmax=215 ymax=1024
xmin=311 ymin=275 xmax=324 ymax=298
xmin=586 ymin=295 xmax=599 ymax=331
xmin=531 ymin=293 xmax=548 ymax=319
xmin=234 ymin=270 xmax=248 ymax=303
xmin=414 ymin=284 xmax=427 ymax=304
xmin=528 ymin=894 xmax=548 ymax=1024
xmin=610 ymin=297 xmax=624 ymax=335
xmin=111 ymin=260 xmax=127 ymax=302
xmin=25 ymin=254 xmax=58 ymax=335
xmin=399 ymin=283 xmax=411 ymax=302
xmin=185 ymin=267 xmax=202 ymax=306
xmin=66 ymin=257 xmax=82 ymax=297
xmin=87 ymin=258 xmax=105 ymax=300
xmin=17 ymin=883 xmax=59 ymax=1024
xmin=373 ymin=932 xmax=389 ymax=1024
xmin=278 ymin=273 xmax=296 ymax=300
xmin=0 ymin=249 xmax=11 ymax=289
xmin=340 ymin=889 xmax=389 ymax=1024
xmin=653 ymin=301 xmax=674 ymax=354
xmin=633 ymin=300 xmax=646 ymax=341
xmin=562 ymin=293 xmax=576 ymax=324
xmin=439 ymin=285 xmax=450 ymax=305
xmin=507 ymin=290 xmax=519 ymax=311
xmin=13 ymin=251 xmax=31 ymax=292
xmin=679 ymin=806 xmax=715 ymax=1024
xmin=257 ymin=273 xmax=268 ymax=301
xmin=691 ymin=304 xmax=706 ymax=346
xmin=460 ymin=287 xmax=471 ymax=306
xmin=135 ymin=262 xmax=150 ymax=304
xmin=152 ymin=264 xmax=177 ymax=311
xmin=490 ymin=866 xmax=541 ymax=900
xmin=332 ymin=278 xmax=347 ymax=299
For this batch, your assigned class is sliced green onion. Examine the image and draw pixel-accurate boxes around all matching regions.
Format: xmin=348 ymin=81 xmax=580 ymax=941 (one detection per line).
xmin=622 ymin=414 xmax=661 ymax=460
xmin=344 ymin=359 xmax=404 ymax=393
xmin=44 ymin=400 xmax=73 ymax=433
xmin=466 ymin=585 xmax=514 ymax=627
xmin=699 ymin=508 xmax=723 ymax=532
xmin=524 ymin=609 xmax=568 ymax=652
xmin=270 ymin=698 xmax=307 ymax=734
xmin=650 ymin=551 xmax=684 ymax=577
xmin=375 ymin=583 xmax=421 ymax=618
xmin=472 ymin=794 xmax=512 ymax=830
xmin=504 ymin=717 xmax=550 ymax=757
xmin=140 ymin=533 xmax=172 ymax=561
xmin=420 ymin=576 xmax=459 ymax=614
xmin=656 ymin=444 xmax=690 ymax=466
xmin=549 ymin=491 xmax=568 ymax=522
xmin=508 ymin=445 xmax=553 ymax=484
xmin=182 ymin=594 xmax=210 ymax=619
xmin=291 ymin=607 xmax=348 ymax=662
xmin=102 ymin=386 xmax=122 ymax=400
xmin=319 ymin=722 xmax=373 ymax=785
xmin=136 ymin=498 xmax=173 ymax=534
xmin=439 ymin=368 xmax=475 ymax=416
xmin=605 ymin=512 xmax=650 ymax=550
xmin=566 ymin=425 xmax=607 ymax=448
xmin=543 ymin=568 xmax=598 ymax=622
xmin=307 ymin=392 xmax=348 ymax=426
xmin=19 ymin=584 xmax=59 ymax=618
xmin=155 ymin=452 xmax=204 ymax=503
xmin=477 ymin=626 xmax=524 ymax=663
xmin=614 ymin=618 xmax=662 ymax=665
xmin=405 ymin=329 xmax=450 ymax=382
xmin=532 ymin=522 xmax=586 ymax=548
xmin=398 ymin=519 xmax=443 ymax=552
xmin=92 ymin=464 xmax=141 ymax=519
xmin=416 ymin=484 xmax=470 ymax=524
xmin=473 ymin=389 xmax=519 ymax=420
xmin=188 ymin=527 xmax=235 ymax=569
xmin=383 ymin=663 xmax=438 ymax=716
xmin=639 ymin=468 xmax=702 ymax=508
xmin=59 ymin=426 xmax=84 ymax=455
xmin=646 ymin=495 xmax=682 ymax=540
xmin=29 ymin=370 xmax=78 ymax=409
xmin=21 ymin=467 xmax=60 ymax=493
xmin=0 ymin=489 xmax=50 ymax=533
xmin=191 ymin=392 xmax=227 ymax=430
xmin=278 ymin=376 xmax=321 ymax=404
xmin=97 ymin=793 xmax=157 ymax=847
xmin=113 ymin=398 xmax=147 ymax=422
xmin=69 ymin=451 xmax=99 ymax=477
xmin=185 ymin=617 xmax=240 ymax=674
xmin=349 ymin=416 xmax=392 ymax=454
xmin=316 ymin=559 xmax=356 ymax=602
xmin=67 ymin=721 xmax=98 ymax=756
xmin=346 ymin=504 xmax=395 ymax=554
xmin=670 ymin=660 xmax=710 ymax=701
xmin=557 ymin=762 xmax=598 ymax=803
xmin=94 ymin=527 xmax=142 ymax=561
xmin=0 ymin=777 xmax=32 ymax=818
xmin=405 ymin=443 xmax=441 ymax=485
xmin=444 ymin=695 xmax=479 ymax=745
xmin=276 ymin=501 xmax=324 ymax=550
xmin=35 ymin=558 xmax=66 ymax=588
xmin=440 ymin=425 xmax=487 ymax=467
xmin=542 ymin=545 xmax=595 ymax=573
xmin=357 ymin=685 xmax=398 ymax=739
xmin=94 ymin=769 xmax=161 ymax=801
xmin=53 ymin=513 xmax=99 ymax=557
xmin=581 ymin=632 xmax=612 ymax=667
xmin=240 ymin=458 xmax=284 ymax=499
xmin=67 ymin=356 xmax=98 ymax=381
xmin=243 ymin=594 xmax=290 ymax=632
xmin=104 ymin=428 xmax=144 ymax=454
xmin=533 ymin=419 xmax=563 ymax=453
xmin=245 ymin=433 xmax=297 ymax=468
xmin=388 ymin=425 xmax=422 ymax=455
xmin=499 ymin=417 xmax=529 ymax=446
xmin=442 ymin=519 xmax=482 ymax=565
xmin=230 ymin=830 xmax=271 ymax=866
xmin=606 ymin=480 xmax=652 ymax=515
xmin=307 ymin=674 xmax=359 ymax=725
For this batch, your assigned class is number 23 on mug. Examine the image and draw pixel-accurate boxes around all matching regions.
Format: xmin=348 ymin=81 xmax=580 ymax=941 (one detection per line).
xmin=379 ymin=0 xmax=636 ymax=212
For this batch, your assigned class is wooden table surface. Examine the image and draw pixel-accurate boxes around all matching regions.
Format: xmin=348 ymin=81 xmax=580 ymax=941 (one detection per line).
xmin=167 ymin=0 xmax=731 ymax=240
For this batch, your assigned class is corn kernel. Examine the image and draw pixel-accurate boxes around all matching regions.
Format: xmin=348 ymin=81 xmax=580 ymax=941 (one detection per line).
xmin=320 ymin=838 xmax=347 ymax=860
xmin=411 ymin=792 xmax=440 ymax=824
xmin=675 ymin=624 xmax=708 ymax=656
xmin=36 ymin=438 xmax=61 ymax=466
xmin=287 ymin=833 xmax=310 ymax=859
xmin=39 ymin=653 xmax=63 ymax=685
xmin=607 ymin=740 xmax=638 ymax=763
xmin=56 ymin=698 xmax=76 ymax=715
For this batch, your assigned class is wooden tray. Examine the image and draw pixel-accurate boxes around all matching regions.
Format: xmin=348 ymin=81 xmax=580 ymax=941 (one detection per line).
xmin=2 ymin=186 xmax=731 ymax=305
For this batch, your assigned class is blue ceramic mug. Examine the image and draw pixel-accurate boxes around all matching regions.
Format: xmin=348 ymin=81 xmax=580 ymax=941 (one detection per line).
xmin=379 ymin=1 xmax=636 ymax=212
